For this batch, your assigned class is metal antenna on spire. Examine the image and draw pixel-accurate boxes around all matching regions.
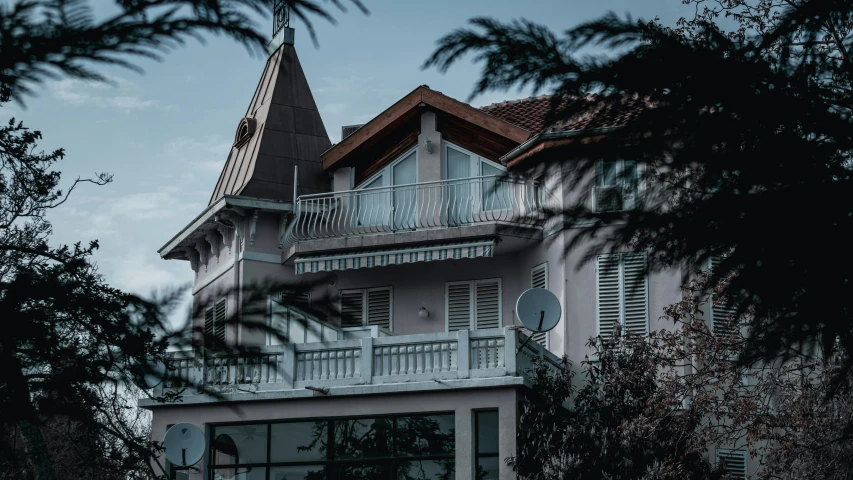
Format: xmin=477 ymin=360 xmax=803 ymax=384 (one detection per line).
xmin=273 ymin=0 xmax=290 ymax=38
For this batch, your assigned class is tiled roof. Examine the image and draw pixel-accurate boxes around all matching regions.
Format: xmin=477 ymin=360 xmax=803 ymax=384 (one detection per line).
xmin=479 ymin=94 xmax=647 ymax=134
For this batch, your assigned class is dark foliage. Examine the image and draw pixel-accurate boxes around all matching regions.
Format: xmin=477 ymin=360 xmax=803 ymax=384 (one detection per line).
xmin=424 ymin=1 xmax=853 ymax=376
xmin=510 ymin=334 xmax=723 ymax=480
xmin=0 ymin=0 xmax=367 ymax=103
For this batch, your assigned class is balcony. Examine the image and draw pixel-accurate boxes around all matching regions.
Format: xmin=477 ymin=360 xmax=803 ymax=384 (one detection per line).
xmin=280 ymin=176 xmax=551 ymax=252
xmin=142 ymin=328 xmax=562 ymax=406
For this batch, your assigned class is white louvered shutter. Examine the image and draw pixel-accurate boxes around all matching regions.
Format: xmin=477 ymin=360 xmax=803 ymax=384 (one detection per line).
xmin=717 ymin=449 xmax=747 ymax=479
xmin=596 ymin=255 xmax=622 ymax=338
xmin=340 ymin=290 xmax=365 ymax=328
xmin=528 ymin=264 xmax=549 ymax=346
xmin=710 ymin=256 xmax=737 ymax=338
xmin=204 ymin=304 xmax=215 ymax=342
xmin=474 ymin=279 xmax=501 ymax=329
xmin=597 ymin=254 xmax=648 ymax=338
xmin=446 ymin=282 xmax=473 ymax=331
xmin=281 ymin=290 xmax=311 ymax=308
xmin=622 ymin=253 xmax=648 ymax=336
xmin=213 ymin=298 xmax=227 ymax=343
xmin=366 ymin=287 xmax=392 ymax=330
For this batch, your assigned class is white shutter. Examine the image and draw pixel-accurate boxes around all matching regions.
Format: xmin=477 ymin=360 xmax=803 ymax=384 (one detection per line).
xmin=716 ymin=449 xmax=747 ymax=479
xmin=596 ymin=255 xmax=622 ymax=338
xmin=622 ymin=253 xmax=648 ymax=336
xmin=474 ymin=279 xmax=501 ymax=329
xmin=446 ymin=282 xmax=473 ymax=331
xmin=710 ymin=256 xmax=738 ymax=338
xmin=597 ymin=254 xmax=647 ymax=338
xmin=366 ymin=287 xmax=392 ymax=330
xmin=340 ymin=290 xmax=365 ymax=328
xmin=213 ymin=298 xmax=227 ymax=343
xmin=528 ymin=264 xmax=549 ymax=347
xmin=204 ymin=304 xmax=215 ymax=341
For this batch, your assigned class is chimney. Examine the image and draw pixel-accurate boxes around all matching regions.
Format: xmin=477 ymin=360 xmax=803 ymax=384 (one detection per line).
xmin=341 ymin=124 xmax=365 ymax=141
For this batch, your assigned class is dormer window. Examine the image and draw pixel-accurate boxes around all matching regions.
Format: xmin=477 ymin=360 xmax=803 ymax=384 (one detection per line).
xmin=233 ymin=117 xmax=256 ymax=148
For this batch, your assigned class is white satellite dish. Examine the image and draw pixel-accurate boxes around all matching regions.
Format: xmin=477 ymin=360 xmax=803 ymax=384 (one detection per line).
xmin=163 ymin=423 xmax=205 ymax=467
xmin=516 ymin=288 xmax=561 ymax=333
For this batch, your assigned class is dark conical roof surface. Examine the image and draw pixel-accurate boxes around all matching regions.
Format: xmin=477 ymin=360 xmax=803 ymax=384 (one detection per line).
xmin=209 ymin=43 xmax=331 ymax=205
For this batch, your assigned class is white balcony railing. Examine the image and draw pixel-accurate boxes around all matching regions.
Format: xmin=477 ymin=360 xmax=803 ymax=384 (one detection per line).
xmin=152 ymin=328 xmax=562 ymax=401
xmin=281 ymin=176 xmax=550 ymax=246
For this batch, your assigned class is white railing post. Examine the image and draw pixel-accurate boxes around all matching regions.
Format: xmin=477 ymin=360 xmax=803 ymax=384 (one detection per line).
xmin=282 ymin=344 xmax=295 ymax=389
xmin=457 ymin=330 xmax=470 ymax=379
xmin=361 ymin=337 xmax=373 ymax=384
xmin=504 ymin=329 xmax=517 ymax=376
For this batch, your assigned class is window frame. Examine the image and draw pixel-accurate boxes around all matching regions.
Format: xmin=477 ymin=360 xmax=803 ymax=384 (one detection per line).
xmin=206 ymin=413 xmax=456 ymax=480
xmin=444 ymin=278 xmax=503 ymax=332
xmin=592 ymin=159 xmax=643 ymax=213
xmin=338 ymin=286 xmax=394 ymax=331
xmin=474 ymin=410 xmax=500 ymax=480
xmin=356 ymin=146 xmax=419 ymax=190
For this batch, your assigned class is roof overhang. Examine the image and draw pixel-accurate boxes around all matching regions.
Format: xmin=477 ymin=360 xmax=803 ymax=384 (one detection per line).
xmin=321 ymin=86 xmax=531 ymax=171
xmin=158 ymin=195 xmax=293 ymax=259
xmin=500 ymin=126 xmax=622 ymax=169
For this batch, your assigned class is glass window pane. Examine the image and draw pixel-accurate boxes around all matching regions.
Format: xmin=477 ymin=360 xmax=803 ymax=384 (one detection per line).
xmin=335 ymin=417 xmax=393 ymax=459
xmin=476 ymin=411 xmax=499 ymax=455
xmin=358 ymin=176 xmax=390 ymax=227
xmin=269 ymin=465 xmax=327 ymax=480
xmin=480 ymin=162 xmax=509 ymax=211
xmin=475 ymin=457 xmax=499 ymax=480
xmin=212 ymin=424 xmax=268 ymax=465
xmin=396 ymin=459 xmax=455 ymax=480
xmin=270 ymin=421 xmax=328 ymax=462
xmin=339 ymin=461 xmax=392 ymax=480
xmin=289 ymin=313 xmax=306 ymax=344
xmin=598 ymin=161 xmax=620 ymax=187
xmin=396 ymin=414 xmax=455 ymax=457
xmin=446 ymin=148 xmax=471 ymax=180
xmin=211 ymin=466 xmax=266 ymax=480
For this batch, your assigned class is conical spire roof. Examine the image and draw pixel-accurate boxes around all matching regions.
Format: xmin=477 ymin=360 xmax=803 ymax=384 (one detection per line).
xmin=209 ymin=35 xmax=331 ymax=205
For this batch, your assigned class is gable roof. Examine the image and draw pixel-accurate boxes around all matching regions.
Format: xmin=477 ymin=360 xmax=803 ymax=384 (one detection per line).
xmin=321 ymin=85 xmax=531 ymax=171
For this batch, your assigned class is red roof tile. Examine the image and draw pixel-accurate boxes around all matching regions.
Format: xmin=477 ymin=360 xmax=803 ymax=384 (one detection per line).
xmin=479 ymin=94 xmax=647 ymax=134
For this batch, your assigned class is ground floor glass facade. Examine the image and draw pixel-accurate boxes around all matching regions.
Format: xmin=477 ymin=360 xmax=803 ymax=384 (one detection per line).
xmin=209 ymin=413 xmax=455 ymax=480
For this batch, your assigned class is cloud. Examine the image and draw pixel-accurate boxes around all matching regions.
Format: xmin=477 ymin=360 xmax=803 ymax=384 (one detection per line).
xmin=163 ymin=135 xmax=231 ymax=173
xmin=48 ymin=78 xmax=178 ymax=113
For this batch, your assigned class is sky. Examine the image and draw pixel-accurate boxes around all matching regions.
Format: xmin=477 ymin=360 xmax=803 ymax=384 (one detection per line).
xmin=5 ymin=0 xmax=695 ymax=323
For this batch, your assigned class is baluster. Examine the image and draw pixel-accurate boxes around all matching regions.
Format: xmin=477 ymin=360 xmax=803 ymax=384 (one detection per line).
xmin=353 ymin=349 xmax=361 ymax=377
xmin=496 ymin=339 xmax=505 ymax=368
xmin=374 ymin=347 xmax=383 ymax=377
xmin=390 ymin=346 xmax=399 ymax=375
xmin=414 ymin=345 xmax=424 ymax=374
xmin=296 ymin=353 xmax=305 ymax=381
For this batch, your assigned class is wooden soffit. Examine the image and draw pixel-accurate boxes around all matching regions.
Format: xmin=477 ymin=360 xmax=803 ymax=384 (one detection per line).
xmin=321 ymin=86 xmax=531 ymax=171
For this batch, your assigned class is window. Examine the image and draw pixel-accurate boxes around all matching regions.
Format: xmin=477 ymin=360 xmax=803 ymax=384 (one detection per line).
xmin=523 ymin=263 xmax=549 ymax=347
xmin=709 ymin=256 xmax=738 ymax=339
xmin=446 ymin=279 xmax=502 ymax=332
xmin=208 ymin=414 xmax=455 ymax=480
xmin=716 ymin=448 xmax=747 ymax=479
xmin=356 ymin=148 xmax=417 ymax=230
xmin=339 ymin=287 xmax=393 ymax=330
xmin=593 ymin=160 xmax=640 ymax=212
xmin=596 ymin=253 xmax=648 ymax=338
xmin=204 ymin=297 xmax=227 ymax=345
xmin=268 ymin=296 xmax=338 ymax=345
xmin=475 ymin=411 xmax=499 ymax=480
xmin=444 ymin=143 xmax=509 ymax=224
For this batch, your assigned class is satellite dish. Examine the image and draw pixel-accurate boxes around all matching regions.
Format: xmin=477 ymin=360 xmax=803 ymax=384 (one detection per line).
xmin=163 ymin=423 xmax=206 ymax=467
xmin=516 ymin=288 xmax=561 ymax=333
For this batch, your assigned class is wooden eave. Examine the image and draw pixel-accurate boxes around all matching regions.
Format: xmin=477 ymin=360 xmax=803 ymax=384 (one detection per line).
xmin=321 ymin=86 xmax=531 ymax=171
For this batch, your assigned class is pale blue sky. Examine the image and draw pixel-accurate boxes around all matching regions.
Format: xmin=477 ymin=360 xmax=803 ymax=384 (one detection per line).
xmin=6 ymin=0 xmax=692 ymax=318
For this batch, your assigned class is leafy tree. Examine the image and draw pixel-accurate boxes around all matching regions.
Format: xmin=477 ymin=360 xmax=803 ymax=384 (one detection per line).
xmin=424 ymin=0 xmax=853 ymax=378
xmin=0 ymin=1 xmax=365 ymax=478
xmin=511 ymin=333 xmax=723 ymax=480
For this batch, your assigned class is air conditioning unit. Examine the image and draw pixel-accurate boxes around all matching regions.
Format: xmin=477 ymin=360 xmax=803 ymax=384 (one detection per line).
xmin=341 ymin=124 xmax=364 ymax=140
xmin=594 ymin=186 xmax=624 ymax=212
